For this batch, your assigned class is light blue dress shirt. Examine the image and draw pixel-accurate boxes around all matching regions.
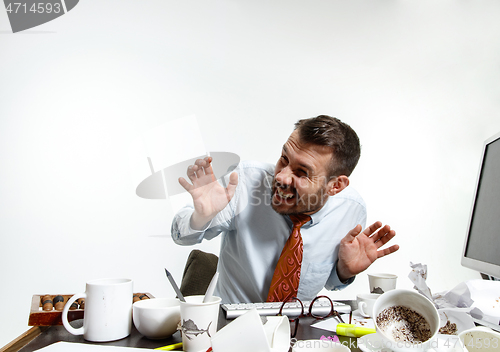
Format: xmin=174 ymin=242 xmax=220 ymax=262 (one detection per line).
xmin=172 ymin=160 xmax=367 ymax=303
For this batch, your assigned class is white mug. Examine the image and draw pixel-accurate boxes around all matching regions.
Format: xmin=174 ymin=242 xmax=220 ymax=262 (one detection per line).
xmin=356 ymin=293 xmax=380 ymax=318
xmin=62 ymin=278 xmax=133 ymax=342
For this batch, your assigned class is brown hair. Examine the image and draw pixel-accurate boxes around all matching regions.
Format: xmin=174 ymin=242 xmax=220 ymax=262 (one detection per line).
xmin=294 ymin=115 xmax=361 ymax=177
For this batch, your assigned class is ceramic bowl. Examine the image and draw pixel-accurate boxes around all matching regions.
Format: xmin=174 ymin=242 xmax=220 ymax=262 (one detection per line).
xmin=133 ymin=298 xmax=180 ymax=339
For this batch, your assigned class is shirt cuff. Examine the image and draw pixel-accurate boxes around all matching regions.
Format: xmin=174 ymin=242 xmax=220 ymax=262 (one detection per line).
xmin=188 ymin=216 xmax=214 ymax=234
xmin=171 ymin=208 xmax=212 ymax=244
xmin=326 ymin=262 xmax=355 ymax=291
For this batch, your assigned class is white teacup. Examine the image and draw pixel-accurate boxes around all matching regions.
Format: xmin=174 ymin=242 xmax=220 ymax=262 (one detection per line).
xmin=372 ymin=289 xmax=439 ymax=352
xmin=459 ymin=326 xmax=500 ymax=351
xmin=356 ymin=293 xmax=380 ymax=318
xmin=62 ymin=278 xmax=133 ymax=342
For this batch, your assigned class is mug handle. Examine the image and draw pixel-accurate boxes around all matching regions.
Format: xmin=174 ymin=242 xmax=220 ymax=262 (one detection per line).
xmin=62 ymin=293 xmax=86 ymax=336
xmin=358 ymin=301 xmax=369 ymax=317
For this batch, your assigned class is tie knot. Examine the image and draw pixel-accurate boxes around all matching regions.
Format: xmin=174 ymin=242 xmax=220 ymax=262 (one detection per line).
xmin=289 ymin=214 xmax=311 ymax=228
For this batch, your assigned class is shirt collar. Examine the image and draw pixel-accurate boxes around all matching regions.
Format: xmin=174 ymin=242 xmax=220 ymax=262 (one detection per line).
xmin=282 ymin=197 xmax=332 ymax=227
xmin=308 ymin=197 xmax=333 ymax=226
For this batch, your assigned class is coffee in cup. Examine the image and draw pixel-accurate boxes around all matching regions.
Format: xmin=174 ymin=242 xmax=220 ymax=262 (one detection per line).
xmin=372 ymin=289 xmax=440 ymax=352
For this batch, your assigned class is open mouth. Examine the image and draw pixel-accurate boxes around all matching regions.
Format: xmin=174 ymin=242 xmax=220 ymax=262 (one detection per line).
xmin=274 ymin=187 xmax=296 ymax=202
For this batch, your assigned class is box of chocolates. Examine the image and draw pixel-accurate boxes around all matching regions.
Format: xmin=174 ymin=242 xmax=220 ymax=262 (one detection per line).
xmin=28 ymin=293 xmax=154 ymax=326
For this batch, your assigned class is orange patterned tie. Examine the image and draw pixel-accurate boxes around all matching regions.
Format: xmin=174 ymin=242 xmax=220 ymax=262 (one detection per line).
xmin=267 ymin=214 xmax=311 ymax=302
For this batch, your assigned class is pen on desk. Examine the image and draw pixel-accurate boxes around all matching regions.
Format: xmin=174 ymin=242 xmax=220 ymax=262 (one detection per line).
xmin=349 ymin=310 xmax=352 ymax=324
xmin=336 ymin=323 xmax=376 ymax=338
xmin=155 ymin=342 xmax=183 ymax=350
xmin=164 ymin=268 xmax=185 ymax=302
xmin=203 ymin=272 xmax=219 ymax=303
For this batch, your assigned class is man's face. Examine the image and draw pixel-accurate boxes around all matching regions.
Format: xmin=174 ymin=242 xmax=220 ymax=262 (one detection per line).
xmin=271 ymin=130 xmax=336 ymax=216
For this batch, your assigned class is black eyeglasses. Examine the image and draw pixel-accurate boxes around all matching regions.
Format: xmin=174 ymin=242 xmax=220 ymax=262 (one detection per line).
xmin=276 ymin=296 xmax=345 ymax=338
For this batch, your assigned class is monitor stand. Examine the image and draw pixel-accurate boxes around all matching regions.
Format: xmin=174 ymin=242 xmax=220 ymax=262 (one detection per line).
xmin=480 ymin=273 xmax=500 ymax=281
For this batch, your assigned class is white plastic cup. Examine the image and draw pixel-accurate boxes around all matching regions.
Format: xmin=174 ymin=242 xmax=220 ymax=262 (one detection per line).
xmin=179 ymin=295 xmax=221 ymax=352
xmin=62 ymin=278 xmax=133 ymax=342
xmin=368 ymin=273 xmax=397 ymax=294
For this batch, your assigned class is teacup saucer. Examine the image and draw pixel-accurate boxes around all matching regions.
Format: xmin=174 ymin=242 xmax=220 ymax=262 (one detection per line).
xmin=358 ymin=333 xmax=392 ymax=352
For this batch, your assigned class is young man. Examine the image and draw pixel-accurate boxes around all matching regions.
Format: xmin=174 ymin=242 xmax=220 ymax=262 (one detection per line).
xmin=172 ymin=115 xmax=399 ymax=303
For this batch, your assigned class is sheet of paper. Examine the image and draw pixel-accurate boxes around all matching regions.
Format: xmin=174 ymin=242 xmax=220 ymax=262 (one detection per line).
xmin=311 ymin=310 xmax=375 ymax=332
xmin=467 ymin=279 xmax=500 ymax=322
xmin=350 ymin=311 xmax=376 ymax=329
xmin=35 ymin=341 xmax=153 ymax=351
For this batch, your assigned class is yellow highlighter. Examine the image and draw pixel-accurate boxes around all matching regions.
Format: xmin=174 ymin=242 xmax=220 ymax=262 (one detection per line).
xmin=154 ymin=342 xmax=183 ymax=351
xmin=336 ymin=323 xmax=376 ymax=338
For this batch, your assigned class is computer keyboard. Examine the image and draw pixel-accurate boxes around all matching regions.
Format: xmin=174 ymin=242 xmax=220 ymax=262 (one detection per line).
xmin=221 ymin=300 xmax=351 ymax=319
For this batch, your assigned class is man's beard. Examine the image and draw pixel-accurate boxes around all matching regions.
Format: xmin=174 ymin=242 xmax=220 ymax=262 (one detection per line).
xmin=270 ymin=179 xmax=329 ymax=215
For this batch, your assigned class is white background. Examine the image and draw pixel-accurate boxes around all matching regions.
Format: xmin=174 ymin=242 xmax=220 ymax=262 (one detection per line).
xmin=1 ymin=0 xmax=499 ymax=347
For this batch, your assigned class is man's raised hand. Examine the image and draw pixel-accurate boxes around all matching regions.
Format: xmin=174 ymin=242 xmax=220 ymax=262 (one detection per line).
xmin=178 ymin=156 xmax=238 ymax=230
xmin=336 ymin=221 xmax=399 ymax=282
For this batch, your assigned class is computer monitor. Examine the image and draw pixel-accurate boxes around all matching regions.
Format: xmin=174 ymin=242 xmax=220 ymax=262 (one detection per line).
xmin=461 ymin=131 xmax=500 ymax=280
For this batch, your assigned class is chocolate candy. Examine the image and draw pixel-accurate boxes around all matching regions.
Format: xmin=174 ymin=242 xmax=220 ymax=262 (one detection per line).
xmin=42 ymin=295 xmax=53 ymax=311
xmin=77 ymin=298 xmax=85 ymax=309
xmin=53 ymin=295 xmax=65 ymax=311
